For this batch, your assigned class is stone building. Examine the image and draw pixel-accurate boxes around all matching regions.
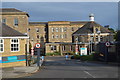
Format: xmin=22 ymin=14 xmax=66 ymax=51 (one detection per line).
xmin=0 ymin=8 xmax=29 ymax=34
xmin=0 ymin=23 xmax=28 ymax=68
xmin=0 ymin=8 xmax=114 ymax=56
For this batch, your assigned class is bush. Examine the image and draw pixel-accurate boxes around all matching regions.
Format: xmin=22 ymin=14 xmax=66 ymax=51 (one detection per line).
xmin=46 ymin=51 xmax=61 ymax=56
xmin=71 ymin=55 xmax=81 ymax=59
xmin=80 ymin=55 xmax=93 ymax=61
xmin=71 ymin=54 xmax=94 ymax=61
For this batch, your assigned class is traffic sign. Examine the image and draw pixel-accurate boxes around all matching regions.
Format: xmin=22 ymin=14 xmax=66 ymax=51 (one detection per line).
xmin=105 ymin=42 xmax=110 ymax=47
xmin=35 ymin=43 xmax=41 ymax=48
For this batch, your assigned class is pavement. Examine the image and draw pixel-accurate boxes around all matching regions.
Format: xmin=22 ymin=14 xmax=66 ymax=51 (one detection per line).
xmin=1 ymin=60 xmax=44 ymax=78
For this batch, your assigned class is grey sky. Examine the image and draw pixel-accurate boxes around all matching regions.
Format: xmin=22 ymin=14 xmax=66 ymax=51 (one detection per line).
xmin=2 ymin=2 xmax=118 ymax=30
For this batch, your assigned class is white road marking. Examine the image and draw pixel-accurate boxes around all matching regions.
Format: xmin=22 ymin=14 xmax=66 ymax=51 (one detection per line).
xmin=84 ymin=71 xmax=95 ymax=78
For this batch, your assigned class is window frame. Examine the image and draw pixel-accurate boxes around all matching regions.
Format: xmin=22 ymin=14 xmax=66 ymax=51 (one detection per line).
xmin=52 ymin=35 xmax=54 ymax=39
xmin=56 ymin=35 xmax=59 ymax=38
xmin=51 ymin=28 xmax=54 ymax=32
xmin=10 ymin=39 xmax=20 ymax=52
xmin=2 ymin=18 xmax=6 ymax=24
xmin=56 ymin=28 xmax=59 ymax=32
xmin=14 ymin=18 xmax=19 ymax=26
xmin=50 ymin=45 xmax=56 ymax=51
xmin=0 ymin=39 xmax=4 ymax=53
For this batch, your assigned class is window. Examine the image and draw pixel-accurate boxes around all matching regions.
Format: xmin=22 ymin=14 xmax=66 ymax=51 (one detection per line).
xmin=52 ymin=28 xmax=54 ymax=32
xmin=62 ymin=28 xmax=64 ymax=32
xmin=71 ymin=27 xmax=74 ymax=31
xmin=96 ymin=28 xmax=98 ymax=32
xmin=51 ymin=45 xmax=56 ymax=51
xmin=100 ymin=36 xmax=103 ymax=41
xmin=37 ymin=35 xmax=39 ymax=39
xmin=56 ymin=28 xmax=58 ymax=32
xmin=64 ymin=27 xmax=67 ymax=32
xmin=14 ymin=18 xmax=18 ymax=26
xmin=52 ymin=35 xmax=54 ymax=39
xmin=60 ymin=28 xmax=62 ymax=32
xmin=36 ymin=28 xmax=39 ymax=33
xmin=64 ymin=34 xmax=67 ymax=38
xmin=70 ymin=45 xmax=72 ymax=51
xmin=0 ymin=39 xmax=4 ymax=52
xmin=56 ymin=35 xmax=59 ymax=38
xmin=11 ymin=39 xmax=19 ymax=52
xmin=2 ymin=19 xmax=6 ymax=24
xmin=61 ymin=34 xmax=64 ymax=39
xmin=62 ymin=45 xmax=65 ymax=51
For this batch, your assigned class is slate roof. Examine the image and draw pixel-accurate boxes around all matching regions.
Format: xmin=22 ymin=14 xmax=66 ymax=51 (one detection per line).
xmin=0 ymin=8 xmax=23 ymax=12
xmin=0 ymin=23 xmax=27 ymax=37
xmin=70 ymin=21 xmax=88 ymax=24
xmin=0 ymin=8 xmax=29 ymax=17
xmin=73 ymin=21 xmax=111 ymax=35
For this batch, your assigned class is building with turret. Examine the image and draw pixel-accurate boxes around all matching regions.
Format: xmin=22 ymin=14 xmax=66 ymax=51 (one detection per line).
xmin=0 ymin=8 xmax=114 ymax=57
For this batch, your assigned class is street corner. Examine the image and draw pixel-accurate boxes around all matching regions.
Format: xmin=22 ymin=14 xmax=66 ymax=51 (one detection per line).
xmin=2 ymin=66 xmax=40 ymax=78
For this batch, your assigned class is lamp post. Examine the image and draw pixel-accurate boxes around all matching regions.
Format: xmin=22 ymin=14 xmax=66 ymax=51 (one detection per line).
xmin=75 ymin=37 xmax=78 ymax=55
xmin=31 ymin=38 xmax=34 ymax=57
xmin=89 ymin=33 xmax=94 ymax=55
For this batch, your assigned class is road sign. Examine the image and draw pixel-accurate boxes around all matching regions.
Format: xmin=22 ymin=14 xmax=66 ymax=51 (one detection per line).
xmin=35 ymin=43 xmax=41 ymax=48
xmin=80 ymin=48 xmax=87 ymax=55
xmin=105 ymin=42 xmax=110 ymax=47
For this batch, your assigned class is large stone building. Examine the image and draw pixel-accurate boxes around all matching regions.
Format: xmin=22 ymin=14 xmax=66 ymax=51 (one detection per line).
xmin=0 ymin=8 xmax=114 ymax=56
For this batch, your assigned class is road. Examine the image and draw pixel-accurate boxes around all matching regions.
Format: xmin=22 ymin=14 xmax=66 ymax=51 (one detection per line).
xmin=24 ymin=56 xmax=118 ymax=78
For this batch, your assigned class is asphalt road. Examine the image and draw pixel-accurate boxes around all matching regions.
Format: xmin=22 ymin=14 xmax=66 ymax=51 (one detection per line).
xmin=24 ymin=56 xmax=118 ymax=78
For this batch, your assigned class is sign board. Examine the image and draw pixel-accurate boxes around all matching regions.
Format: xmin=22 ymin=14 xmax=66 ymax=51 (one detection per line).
xmin=80 ymin=48 xmax=87 ymax=55
xmin=35 ymin=43 xmax=41 ymax=48
xmin=105 ymin=42 xmax=110 ymax=47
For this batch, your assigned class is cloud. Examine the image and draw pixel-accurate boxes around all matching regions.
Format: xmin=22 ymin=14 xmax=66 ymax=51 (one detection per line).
xmin=2 ymin=2 xmax=118 ymax=30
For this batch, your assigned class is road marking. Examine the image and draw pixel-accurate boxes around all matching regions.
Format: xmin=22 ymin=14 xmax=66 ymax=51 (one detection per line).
xmin=84 ymin=71 xmax=95 ymax=78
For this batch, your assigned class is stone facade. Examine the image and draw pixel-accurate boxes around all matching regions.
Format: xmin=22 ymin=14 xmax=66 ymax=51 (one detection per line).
xmin=1 ymin=8 xmax=114 ymax=56
xmin=0 ymin=38 xmax=27 ymax=68
xmin=1 ymin=14 xmax=29 ymax=34
xmin=48 ymin=21 xmax=85 ymax=43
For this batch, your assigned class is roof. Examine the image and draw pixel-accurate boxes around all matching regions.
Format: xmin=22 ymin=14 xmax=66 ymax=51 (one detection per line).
xmin=0 ymin=8 xmax=23 ymax=12
xmin=0 ymin=23 xmax=27 ymax=37
xmin=70 ymin=21 xmax=88 ymax=25
xmin=73 ymin=21 xmax=111 ymax=35
xmin=0 ymin=8 xmax=29 ymax=17
xmin=29 ymin=22 xmax=47 ymax=26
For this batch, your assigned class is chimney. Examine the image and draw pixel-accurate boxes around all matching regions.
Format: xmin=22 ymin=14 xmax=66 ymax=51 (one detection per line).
xmin=89 ymin=13 xmax=94 ymax=21
xmin=104 ymin=25 xmax=109 ymax=29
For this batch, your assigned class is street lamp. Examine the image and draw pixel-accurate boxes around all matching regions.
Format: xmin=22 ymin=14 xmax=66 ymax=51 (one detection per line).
xmin=75 ymin=37 xmax=78 ymax=55
xmin=89 ymin=33 xmax=94 ymax=55
xmin=31 ymin=38 xmax=34 ymax=57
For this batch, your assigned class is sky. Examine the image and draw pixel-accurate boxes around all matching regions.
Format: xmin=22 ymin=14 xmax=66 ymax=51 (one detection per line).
xmin=1 ymin=2 xmax=118 ymax=30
